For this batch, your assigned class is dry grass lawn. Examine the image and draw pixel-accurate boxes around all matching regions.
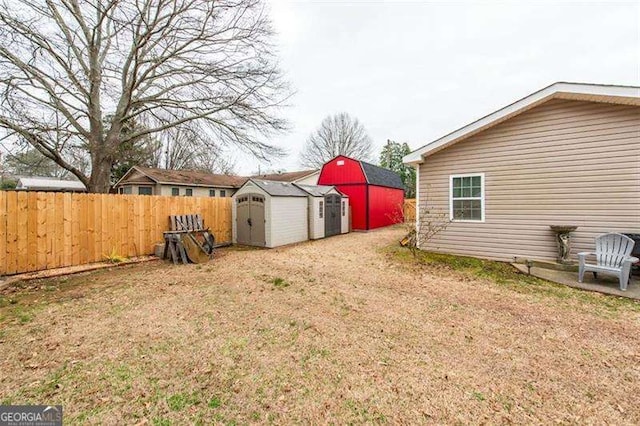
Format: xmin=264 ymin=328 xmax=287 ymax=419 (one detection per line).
xmin=1 ymin=227 xmax=639 ymax=425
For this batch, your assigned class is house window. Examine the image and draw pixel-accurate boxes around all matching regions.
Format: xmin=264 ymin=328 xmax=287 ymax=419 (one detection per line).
xmin=450 ymin=174 xmax=484 ymax=221
xmin=171 ymin=187 xmax=180 ymax=196
xmin=185 ymin=188 xmax=193 ymax=197
xmin=138 ymin=186 xmax=152 ymax=195
xmin=121 ymin=186 xmax=132 ymax=194
xmin=319 ymin=201 xmax=324 ymax=218
xmin=220 ymin=190 xmax=226 ymax=197
xmin=209 ymin=189 xmax=215 ymax=197
xmin=342 ymin=201 xmax=345 ymax=216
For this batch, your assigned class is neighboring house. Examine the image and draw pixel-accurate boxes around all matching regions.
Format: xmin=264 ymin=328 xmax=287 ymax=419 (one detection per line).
xmin=251 ymin=169 xmax=320 ymax=185
xmin=16 ymin=177 xmax=87 ymax=192
xmin=318 ymin=155 xmax=404 ymax=230
xmin=114 ymin=166 xmax=247 ymax=197
xmin=403 ymin=82 xmax=640 ymax=263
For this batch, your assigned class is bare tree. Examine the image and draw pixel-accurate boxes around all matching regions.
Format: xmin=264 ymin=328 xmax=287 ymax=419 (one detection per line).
xmin=390 ymin=188 xmax=452 ymax=259
xmin=409 ymin=204 xmax=451 ymax=258
xmin=300 ymin=113 xmax=373 ymax=168
xmin=151 ymin=123 xmax=236 ymax=174
xmin=0 ymin=0 xmax=288 ymax=192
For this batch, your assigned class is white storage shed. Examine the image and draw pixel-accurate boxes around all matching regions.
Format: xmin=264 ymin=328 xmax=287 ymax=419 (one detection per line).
xmin=232 ymin=179 xmax=349 ymax=248
xmin=295 ymin=184 xmax=349 ymax=239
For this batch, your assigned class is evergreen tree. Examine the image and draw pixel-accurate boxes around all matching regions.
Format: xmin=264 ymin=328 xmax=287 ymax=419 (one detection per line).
xmin=379 ymin=140 xmax=416 ymax=198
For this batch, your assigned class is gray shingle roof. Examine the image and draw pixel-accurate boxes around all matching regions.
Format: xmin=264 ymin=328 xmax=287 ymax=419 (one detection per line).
xmin=251 ymin=170 xmax=318 ymax=183
xmin=250 ymin=179 xmax=309 ymax=197
xmin=360 ymin=162 xmax=404 ymax=190
xmin=132 ymin=166 xmax=247 ymax=188
xmin=294 ymin=184 xmax=339 ymax=197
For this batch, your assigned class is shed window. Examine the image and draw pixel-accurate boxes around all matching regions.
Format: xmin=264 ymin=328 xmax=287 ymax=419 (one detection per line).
xmin=450 ymin=174 xmax=484 ymax=222
xmin=138 ymin=186 xmax=152 ymax=195
xmin=209 ymin=189 xmax=215 ymax=197
xmin=342 ymin=201 xmax=345 ymax=216
xmin=319 ymin=201 xmax=324 ymax=218
xmin=220 ymin=190 xmax=227 ymax=197
xmin=171 ymin=187 xmax=180 ymax=196
xmin=185 ymin=188 xmax=193 ymax=197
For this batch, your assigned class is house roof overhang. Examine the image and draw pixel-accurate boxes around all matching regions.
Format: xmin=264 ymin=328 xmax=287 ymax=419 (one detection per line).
xmin=113 ymin=166 xmax=157 ymax=188
xmin=403 ymin=82 xmax=640 ymax=165
xmin=113 ymin=166 xmax=246 ymax=189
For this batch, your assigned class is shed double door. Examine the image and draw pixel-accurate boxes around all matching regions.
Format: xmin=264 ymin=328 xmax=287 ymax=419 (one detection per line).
xmin=236 ymin=194 xmax=265 ymax=246
xmin=324 ymin=195 xmax=341 ymax=237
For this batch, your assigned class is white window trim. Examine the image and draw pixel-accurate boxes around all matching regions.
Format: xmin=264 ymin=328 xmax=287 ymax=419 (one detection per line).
xmin=449 ymin=173 xmax=485 ymax=223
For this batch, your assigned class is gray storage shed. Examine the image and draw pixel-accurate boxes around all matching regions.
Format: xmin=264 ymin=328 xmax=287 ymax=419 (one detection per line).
xmin=232 ymin=179 xmax=349 ymax=248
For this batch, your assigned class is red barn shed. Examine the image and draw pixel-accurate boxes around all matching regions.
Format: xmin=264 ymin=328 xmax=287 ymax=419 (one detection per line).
xmin=318 ymin=155 xmax=405 ymax=230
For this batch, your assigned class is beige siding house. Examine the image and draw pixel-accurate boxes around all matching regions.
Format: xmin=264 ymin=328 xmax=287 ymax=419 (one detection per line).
xmin=114 ymin=167 xmax=319 ymax=198
xmin=114 ymin=166 xmax=247 ymax=197
xmin=404 ymin=82 xmax=640 ymax=263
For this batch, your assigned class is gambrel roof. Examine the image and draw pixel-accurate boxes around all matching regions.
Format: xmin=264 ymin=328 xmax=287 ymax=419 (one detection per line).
xmin=360 ymin=161 xmax=404 ymax=189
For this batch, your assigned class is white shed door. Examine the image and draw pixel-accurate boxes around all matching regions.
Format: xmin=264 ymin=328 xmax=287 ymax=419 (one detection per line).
xmin=236 ymin=194 xmax=265 ymax=246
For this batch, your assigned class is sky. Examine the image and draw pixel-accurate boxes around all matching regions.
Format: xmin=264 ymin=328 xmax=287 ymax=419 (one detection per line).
xmin=233 ymin=0 xmax=640 ymax=175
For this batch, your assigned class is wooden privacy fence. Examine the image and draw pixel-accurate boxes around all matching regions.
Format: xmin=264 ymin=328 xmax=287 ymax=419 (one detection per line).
xmin=403 ymin=199 xmax=416 ymax=222
xmin=0 ymin=191 xmax=232 ymax=276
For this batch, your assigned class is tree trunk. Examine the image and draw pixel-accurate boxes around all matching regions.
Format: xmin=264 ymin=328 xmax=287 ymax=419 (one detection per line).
xmin=87 ymin=151 xmax=114 ymax=193
xmin=87 ymin=115 xmax=123 ymax=193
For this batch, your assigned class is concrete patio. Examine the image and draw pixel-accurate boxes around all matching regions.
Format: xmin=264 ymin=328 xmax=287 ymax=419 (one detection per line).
xmin=512 ymin=264 xmax=640 ymax=300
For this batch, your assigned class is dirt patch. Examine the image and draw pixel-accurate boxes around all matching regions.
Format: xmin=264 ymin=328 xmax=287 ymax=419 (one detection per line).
xmin=0 ymin=256 xmax=159 ymax=291
xmin=1 ymin=227 xmax=639 ymax=424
